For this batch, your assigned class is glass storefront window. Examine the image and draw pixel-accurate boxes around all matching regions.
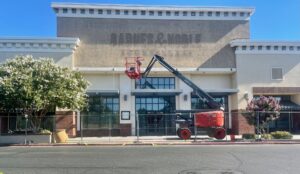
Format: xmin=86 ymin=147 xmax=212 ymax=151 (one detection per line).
xmin=136 ymin=96 xmax=176 ymax=135
xmin=136 ymin=96 xmax=175 ymax=113
xmin=191 ymin=95 xmax=228 ymax=111
xmin=135 ymin=77 xmax=175 ymax=89
xmin=4 ymin=112 xmax=55 ymax=133
xmin=81 ymin=93 xmax=120 ymax=129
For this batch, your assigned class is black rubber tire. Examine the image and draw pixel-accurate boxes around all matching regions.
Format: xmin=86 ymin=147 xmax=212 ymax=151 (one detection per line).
xmin=214 ymin=127 xmax=226 ymax=140
xmin=179 ymin=128 xmax=192 ymax=140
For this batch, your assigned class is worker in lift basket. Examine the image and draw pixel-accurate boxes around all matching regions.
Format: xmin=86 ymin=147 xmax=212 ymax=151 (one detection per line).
xmin=128 ymin=58 xmax=142 ymax=73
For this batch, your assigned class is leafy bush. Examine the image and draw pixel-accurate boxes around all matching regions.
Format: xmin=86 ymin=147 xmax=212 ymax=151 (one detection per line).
xmin=261 ymin=134 xmax=272 ymax=140
xmin=270 ymin=131 xmax=293 ymax=139
xmin=0 ymin=56 xmax=89 ymax=132
xmin=243 ymin=133 xmax=281 ymax=140
xmin=38 ymin=129 xmax=52 ymax=135
xmin=242 ymin=134 xmax=256 ymax=139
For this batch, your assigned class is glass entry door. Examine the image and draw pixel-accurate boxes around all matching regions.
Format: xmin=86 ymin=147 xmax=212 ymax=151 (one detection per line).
xmin=143 ymin=111 xmax=165 ymax=135
xmin=136 ymin=96 xmax=176 ymax=136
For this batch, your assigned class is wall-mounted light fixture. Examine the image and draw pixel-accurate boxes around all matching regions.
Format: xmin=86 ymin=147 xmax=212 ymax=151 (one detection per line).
xmin=124 ymin=94 xmax=128 ymax=101
xmin=184 ymin=94 xmax=188 ymax=101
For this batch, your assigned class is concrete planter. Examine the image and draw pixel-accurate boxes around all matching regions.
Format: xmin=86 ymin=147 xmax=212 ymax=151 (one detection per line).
xmin=0 ymin=134 xmax=52 ymax=144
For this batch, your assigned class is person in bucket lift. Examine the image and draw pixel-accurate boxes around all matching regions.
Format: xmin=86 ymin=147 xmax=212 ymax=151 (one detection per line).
xmin=129 ymin=66 xmax=136 ymax=72
xmin=136 ymin=58 xmax=142 ymax=66
xmin=128 ymin=58 xmax=142 ymax=73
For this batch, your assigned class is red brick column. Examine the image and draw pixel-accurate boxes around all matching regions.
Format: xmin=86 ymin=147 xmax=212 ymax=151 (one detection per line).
xmin=231 ymin=110 xmax=255 ymax=135
xmin=55 ymin=111 xmax=77 ymax=137
xmin=231 ymin=110 xmax=239 ymax=135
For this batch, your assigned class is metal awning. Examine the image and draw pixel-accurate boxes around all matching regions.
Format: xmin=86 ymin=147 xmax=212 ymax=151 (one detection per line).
xmin=131 ymin=89 xmax=183 ymax=96
xmin=86 ymin=90 xmax=119 ymax=96
xmin=192 ymin=88 xmax=239 ymax=96
xmin=280 ymin=101 xmax=300 ymax=111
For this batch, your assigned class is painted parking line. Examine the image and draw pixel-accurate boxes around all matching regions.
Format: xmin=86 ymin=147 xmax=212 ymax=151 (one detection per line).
xmin=0 ymin=147 xmax=21 ymax=152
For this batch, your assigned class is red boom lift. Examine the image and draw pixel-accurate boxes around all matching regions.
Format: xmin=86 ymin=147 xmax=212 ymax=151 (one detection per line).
xmin=125 ymin=55 xmax=226 ymax=140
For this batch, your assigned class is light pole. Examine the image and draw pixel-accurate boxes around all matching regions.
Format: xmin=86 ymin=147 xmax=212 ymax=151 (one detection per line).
xmin=24 ymin=114 xmax=28 ymax=145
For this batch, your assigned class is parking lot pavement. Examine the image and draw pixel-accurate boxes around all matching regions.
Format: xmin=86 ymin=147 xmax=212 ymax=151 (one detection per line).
xmin=1 ymin=144 xmax=300 ymax=174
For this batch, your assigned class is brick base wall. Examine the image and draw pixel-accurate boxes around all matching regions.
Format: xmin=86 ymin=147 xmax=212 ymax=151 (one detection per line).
xmin=120 ymin=124 xmax=132 ymax=136
xmin=55 ymin=111 xmax=76 ymax=137
xmin=231 ymin=110 xmax=255 ymax=135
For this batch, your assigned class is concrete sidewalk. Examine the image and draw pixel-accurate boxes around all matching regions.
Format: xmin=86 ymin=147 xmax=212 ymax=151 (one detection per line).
xmin=2 ymin=135 xmax=300 ymax=146
xmin=64 ymin=135 xmax=300 ymax=145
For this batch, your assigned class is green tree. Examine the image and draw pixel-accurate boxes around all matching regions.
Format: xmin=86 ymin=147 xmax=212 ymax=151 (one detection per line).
xmin=244 ymin=96 xmax=281 ymax=134
xmin=0 ymin=55 xmax=88 ymax=132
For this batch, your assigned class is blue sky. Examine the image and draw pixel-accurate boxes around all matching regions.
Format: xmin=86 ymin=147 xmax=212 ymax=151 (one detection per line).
xmin=0 ymin=0 xmax=300 ymax=40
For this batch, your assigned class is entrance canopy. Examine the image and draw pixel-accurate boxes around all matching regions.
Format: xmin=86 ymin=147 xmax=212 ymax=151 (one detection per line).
xmin=87 ymin=90 xmax=119 ymax=96
xmin=280 ymin=100 xmax=300 ymax=111
xmin=131 ymin=89 xmax=182 ymax=96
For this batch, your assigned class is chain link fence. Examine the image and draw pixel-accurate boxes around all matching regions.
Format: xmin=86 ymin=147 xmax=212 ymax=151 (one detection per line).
xmin=0 ymin=111 xmax=299 ymax=144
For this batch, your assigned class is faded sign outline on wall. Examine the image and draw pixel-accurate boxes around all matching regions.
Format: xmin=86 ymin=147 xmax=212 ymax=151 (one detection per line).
xmin=111 ymin=33 xmax=201 ymax=45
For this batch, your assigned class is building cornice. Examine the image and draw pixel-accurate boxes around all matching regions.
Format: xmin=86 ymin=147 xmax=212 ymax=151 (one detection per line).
xmin=74 ymin=67 xmax=236 ymax=74
xmin=51 ymin=3 xmax=254 ymax=21
xmin=0 ymin=37 xmax=80 ymax=53
xmin=231 ymin=39 xmax=300 ymax=54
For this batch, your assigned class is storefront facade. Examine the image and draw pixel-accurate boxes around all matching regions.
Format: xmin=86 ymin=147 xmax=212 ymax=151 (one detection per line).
xmin=230 ymin=40 xmax=300 ymax=134
xmin=0 ymin=3 xmax=300 ymax=136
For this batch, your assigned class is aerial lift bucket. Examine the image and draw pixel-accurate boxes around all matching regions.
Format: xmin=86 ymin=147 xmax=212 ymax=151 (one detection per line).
xmin=125 ymin=57 xmax=143 ymax=79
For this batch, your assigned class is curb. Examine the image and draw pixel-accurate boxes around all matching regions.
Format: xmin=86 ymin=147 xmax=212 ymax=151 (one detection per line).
xmin=2 ymin=140 xmax=300 ymax=147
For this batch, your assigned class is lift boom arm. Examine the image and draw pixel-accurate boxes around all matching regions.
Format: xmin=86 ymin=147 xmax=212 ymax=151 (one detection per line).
xmin=142 ymin=55 xmax=222 ymax=110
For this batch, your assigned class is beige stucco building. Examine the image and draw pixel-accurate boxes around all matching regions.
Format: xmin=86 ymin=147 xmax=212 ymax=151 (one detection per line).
xmin=1 ymin=3 xmax=300 ymax=136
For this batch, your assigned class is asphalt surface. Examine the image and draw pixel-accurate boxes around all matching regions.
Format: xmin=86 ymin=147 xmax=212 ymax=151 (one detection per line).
xmin=0 ymin=145 xmax=299 ymax=174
